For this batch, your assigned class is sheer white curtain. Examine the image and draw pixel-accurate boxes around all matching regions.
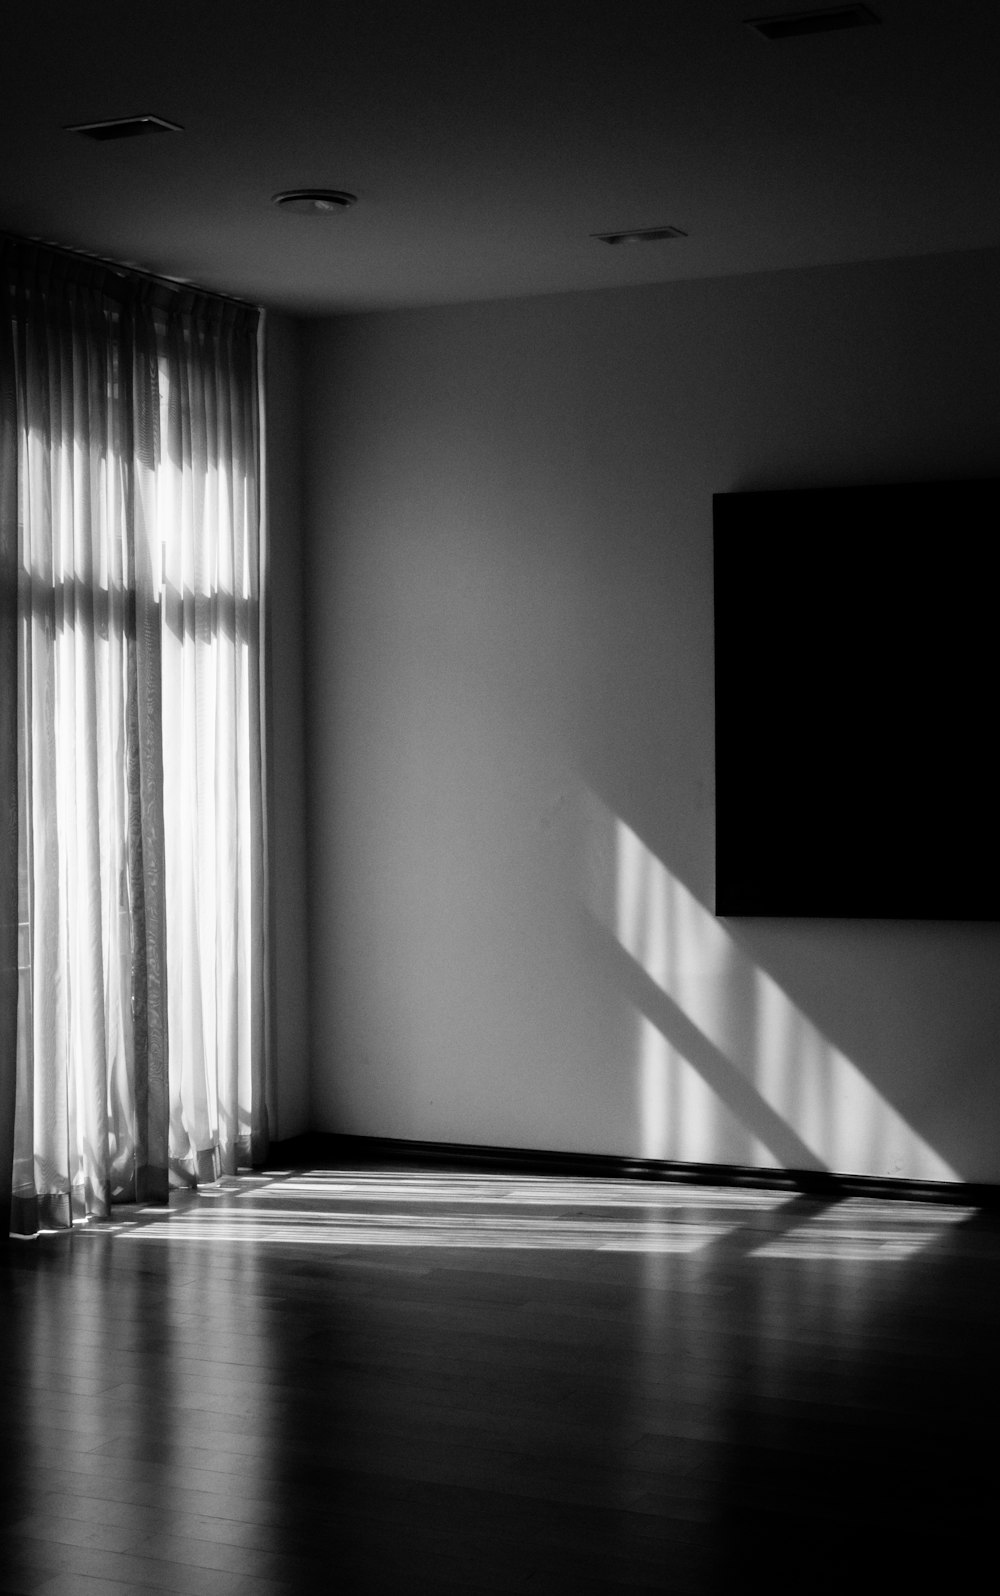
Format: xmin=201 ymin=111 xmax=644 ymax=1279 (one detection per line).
xmin=1 ymin=239 xmax=268 ymax=1235
xmin=0 ymin=258 xmax=17 ymax=1238
xmin=158 ymin=299 xmax=267 ymax=1184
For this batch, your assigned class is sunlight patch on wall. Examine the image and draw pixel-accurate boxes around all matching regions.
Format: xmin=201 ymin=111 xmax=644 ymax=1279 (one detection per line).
xmin=638 ymin=1016 xmax=745 ymax=1165
xmin=611 ymin=811 xmax=958 ymax=1182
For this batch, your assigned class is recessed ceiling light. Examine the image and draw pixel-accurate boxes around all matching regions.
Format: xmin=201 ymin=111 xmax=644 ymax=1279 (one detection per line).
xmin=66 ymin=115 xmax=183 ymax=141
xmin=592 ymin=226 xmax=688 ymax=245
xmin=272 ymin=189 xmax=358 ymax=214
xmin=745 ymin=6 xmax=880 ymax=40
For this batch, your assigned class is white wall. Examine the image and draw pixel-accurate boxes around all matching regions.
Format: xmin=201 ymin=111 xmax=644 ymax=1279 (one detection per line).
xmin=300 ymin=248 xmax=1000 ymax=1183
xmin=263 ymin=313 xmax=310 ymax=1138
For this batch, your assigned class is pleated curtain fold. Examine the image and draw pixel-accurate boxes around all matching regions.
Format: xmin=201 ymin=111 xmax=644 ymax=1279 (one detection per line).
xmin=1 ymin=239 xmax=268 ymax=1236
xmin=0 ymin=261 xmax=18 ymax=1240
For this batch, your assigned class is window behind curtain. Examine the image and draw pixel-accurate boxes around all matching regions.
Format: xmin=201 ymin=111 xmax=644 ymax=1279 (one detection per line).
xmin=1 ymin=238 xmax=269 ymax=1235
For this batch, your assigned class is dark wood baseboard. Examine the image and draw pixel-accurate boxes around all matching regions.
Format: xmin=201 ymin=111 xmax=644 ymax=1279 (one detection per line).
xmin=264 ymin=1131 xmax=999 ymax=1208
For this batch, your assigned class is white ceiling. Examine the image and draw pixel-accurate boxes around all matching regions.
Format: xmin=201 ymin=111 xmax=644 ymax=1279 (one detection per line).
xmin=2 ymin=0 xmax=999 ymax=314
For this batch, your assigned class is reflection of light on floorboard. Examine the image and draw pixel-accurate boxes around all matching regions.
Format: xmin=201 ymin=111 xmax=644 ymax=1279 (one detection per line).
xmin=119 ymin=1213 xmax=730 ymax=1251
xmin=750 ymin=1232 xmax=948 ymax=1261
xmin=92 ymin=1173 xmax=974 ymax=1259
xmin=245 ymin=1173 xmax=800 ymax=1209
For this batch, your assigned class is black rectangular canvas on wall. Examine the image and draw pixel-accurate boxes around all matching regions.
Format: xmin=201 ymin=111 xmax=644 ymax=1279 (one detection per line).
xmin=713 ymin=480 xmax=999 ymax=918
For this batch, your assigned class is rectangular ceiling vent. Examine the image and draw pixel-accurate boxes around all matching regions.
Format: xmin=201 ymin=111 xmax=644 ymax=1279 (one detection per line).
xmin=593 ymin=226 xmax=688 ymax=246
xmin=745 ymin=5 xmax=880 ymax=40
xmin=66 ymin=115 xmax=183 ymax=142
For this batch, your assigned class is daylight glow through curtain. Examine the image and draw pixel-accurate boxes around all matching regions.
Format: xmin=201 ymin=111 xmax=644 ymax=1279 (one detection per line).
xmin=1 ymin=239 xmax=268 ymax=1235
xmin=158 ymin=297 xmax=267 ymax=1185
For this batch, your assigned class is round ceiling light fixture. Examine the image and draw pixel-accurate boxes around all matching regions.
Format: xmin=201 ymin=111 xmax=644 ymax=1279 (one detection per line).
xmin=272 ymin=189 xmax=358 ymax=214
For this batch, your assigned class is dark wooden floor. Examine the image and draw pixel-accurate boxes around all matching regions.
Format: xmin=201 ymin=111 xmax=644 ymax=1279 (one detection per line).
xmin=2 ymin=1164 xmax=998 ymax=1594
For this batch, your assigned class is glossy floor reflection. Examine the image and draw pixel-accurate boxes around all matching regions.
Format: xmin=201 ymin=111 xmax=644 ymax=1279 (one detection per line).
xmin=2 ymin=1165 xmax=999 ymax=1594
xmin=101 ymin=1170 xmax=971 ymax=1259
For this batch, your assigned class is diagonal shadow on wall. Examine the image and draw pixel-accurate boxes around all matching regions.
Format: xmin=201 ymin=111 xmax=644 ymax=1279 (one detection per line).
xmin=583 ymin=915 xmax=826 ymax=1173
xmin=573 ymin=788 xmax=958 ymax=1184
